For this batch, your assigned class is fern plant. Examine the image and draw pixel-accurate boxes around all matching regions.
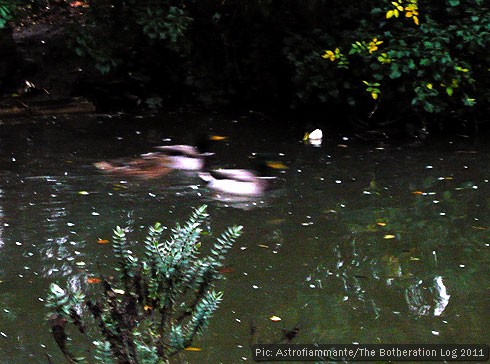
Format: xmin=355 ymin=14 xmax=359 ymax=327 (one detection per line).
xmin=46 ymin=205 xmax=242 ymax=363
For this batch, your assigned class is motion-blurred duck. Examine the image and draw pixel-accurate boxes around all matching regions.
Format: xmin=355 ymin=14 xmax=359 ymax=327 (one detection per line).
xmin=198 ymin=156 xmax=286 ymax=196
xmin=94 ymin=134 xmax=225 ymax=178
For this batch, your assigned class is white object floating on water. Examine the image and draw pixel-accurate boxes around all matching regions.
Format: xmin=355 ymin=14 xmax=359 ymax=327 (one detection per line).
xmin=309 ymin=129 xmax=323 ymax=140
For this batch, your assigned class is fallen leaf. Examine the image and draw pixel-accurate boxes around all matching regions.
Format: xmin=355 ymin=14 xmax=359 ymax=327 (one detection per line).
xmin=267 ymin=218 xmax=285 ymax=225
xmin=410 ymin=257 xmax=420 ymax=261
xmin=218 ymin=267 xmax=235 ymax=274
xmin=270 ymin=315 xmax=282 ymax=322
xmin=267 ymin=161 xmax=288 ymax=169
xmin=144 ymin=305 xmax=153 ymax=311
xmin=87 ymin=277 xmax=101 ymax=284
xmin=210 ymin=135 xmax=227 ymax=141
xmin=113 ymin=289 xmax=125 ymax=295
xmin=411 ymin=191 xmax=424 ymax=195
xmin=376 ymin=222 xmax=387 ymax=227
xmin=257 ymin=244 xmax=269 ymax=248
xmin=78 ymin=191 xmax=89 ymax=195
xmin=184 ymin=347 xmax=202 ymax=352
xmin=76 ymin=261 xmax=86 ymax=266
xmin=472 ymin=226 xmax=487 ymax=230
xmin=384 ymin=234 xmax=396 ymax=239
xmin=97 ymin=238 xmax=110 ymax=244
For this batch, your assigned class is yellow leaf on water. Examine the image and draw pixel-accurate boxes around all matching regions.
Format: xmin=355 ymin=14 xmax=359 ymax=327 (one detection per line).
xmin=267 ymin=161 xmax=288 ymax=169
xmin=210 ymin=135 xmax=227 ymax=141
xmin=377 ymin=222 xmax=387 ymax=227
xmin=384 ymin=234 xmax=396 ymax=239
xmin=184 ymin=347 xmax=202 ymax=352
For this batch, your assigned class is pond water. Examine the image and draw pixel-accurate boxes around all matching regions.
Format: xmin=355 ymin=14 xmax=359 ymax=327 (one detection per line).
xmin=0 ymin=112 xmax=488 ymax=363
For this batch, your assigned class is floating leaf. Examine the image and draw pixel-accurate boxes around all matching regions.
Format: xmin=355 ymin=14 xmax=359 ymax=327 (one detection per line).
xmin=267 ymin=218 xmax=285 ymax=225
xmin=87 ymin=277 xmax=101 ymax=284
xmin=270 ymin=315 xmax=282 ymax=322
xmin=376 ymin=222 xmax=387 ymax=227
xmin=218 ymin=267 xmax=235 ymax=274
xmin=257 ymin=244 xmax=269 ymax=248
xmin=210 ymin=135 xmax=227 ymax=141
xmin=384 ymin=234 xmax=396 ymax=239
xmin=184 ymin=347 xmax=202 ymax=352
xmin=267 ymin=161 xmax=288 ymax=169
xmin=412 ymin=191 xmax=424 ymax=195
xmin=97 ymin=238 xmax=110 ymax=244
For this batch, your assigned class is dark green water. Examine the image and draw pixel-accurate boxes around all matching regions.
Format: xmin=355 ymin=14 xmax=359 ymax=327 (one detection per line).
xmin=0 ymin=113 xmax=488 ymax=363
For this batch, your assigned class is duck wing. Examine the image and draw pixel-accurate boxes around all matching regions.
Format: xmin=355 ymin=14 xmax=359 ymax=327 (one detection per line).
xmin=209 ymin=169 xmax=259 ymax=182
xmin=154 ymin=145 xmax=201 ymax=157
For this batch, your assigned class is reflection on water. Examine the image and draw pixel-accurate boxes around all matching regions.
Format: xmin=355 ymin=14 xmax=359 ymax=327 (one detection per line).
xmin=0 ymin=114 xmax=489 ymax=363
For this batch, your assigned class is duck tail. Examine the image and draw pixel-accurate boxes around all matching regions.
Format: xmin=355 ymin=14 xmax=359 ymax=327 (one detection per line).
xmin=198 ymin=172 xmax=214 ymax=182
xmin=94 ymin=161 xmax=114 ymax=172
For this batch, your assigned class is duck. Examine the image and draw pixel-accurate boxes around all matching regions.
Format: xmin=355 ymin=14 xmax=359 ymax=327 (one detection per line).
xmin=93 ymin=154 xmax=173 ymax=179
xmin=198 ymin=155 xmax=286 ymax=196
xmin=94 ymin=134 xmax=225 ymax=177
xmin=150 ymin=134 xmax=226 ymax=170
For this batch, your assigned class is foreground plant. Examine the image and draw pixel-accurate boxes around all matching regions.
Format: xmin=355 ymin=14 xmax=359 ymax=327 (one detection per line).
xmin=46 ymin=205 xmax=242 ymax=363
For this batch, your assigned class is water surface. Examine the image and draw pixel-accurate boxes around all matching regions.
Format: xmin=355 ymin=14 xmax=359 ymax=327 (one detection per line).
xmin=0 ymin=113 xmax=488 ymax=363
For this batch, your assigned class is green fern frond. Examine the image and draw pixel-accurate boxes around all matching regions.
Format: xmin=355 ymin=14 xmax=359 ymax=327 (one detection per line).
xmin=169 ymin=325 xmax=186 ymax=351
xmin=144 ymin=222 xmax=164 ymax=260
xmin=210 ymin=225 xmax=243 ymax=266
xmin=94 ymin=341 xmax=115 ymax=364
xmin=184 ymin=290 xmax=223 ymax=340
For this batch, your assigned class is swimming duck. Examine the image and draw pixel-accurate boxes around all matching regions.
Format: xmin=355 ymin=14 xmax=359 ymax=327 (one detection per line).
xmin=151 ymin=134 xmax=226 ymax=170
xmin=94 ymin=134 xmax=225 ymax=177
xmin=93 ymin=154 xmax=173 ymax=179
xmin=198 ymin=156 xmax=285 ymax=196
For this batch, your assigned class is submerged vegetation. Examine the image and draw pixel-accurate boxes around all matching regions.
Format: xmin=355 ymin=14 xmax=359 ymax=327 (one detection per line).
xmin=45 ymin=205 xmax=242 ymax=363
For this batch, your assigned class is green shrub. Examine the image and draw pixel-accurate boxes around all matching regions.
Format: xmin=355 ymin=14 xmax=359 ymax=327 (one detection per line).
xmin=46 ymin=205 xmax=242 ymax=363
xmin=314 ymin=0 xmax=490 ymax=128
